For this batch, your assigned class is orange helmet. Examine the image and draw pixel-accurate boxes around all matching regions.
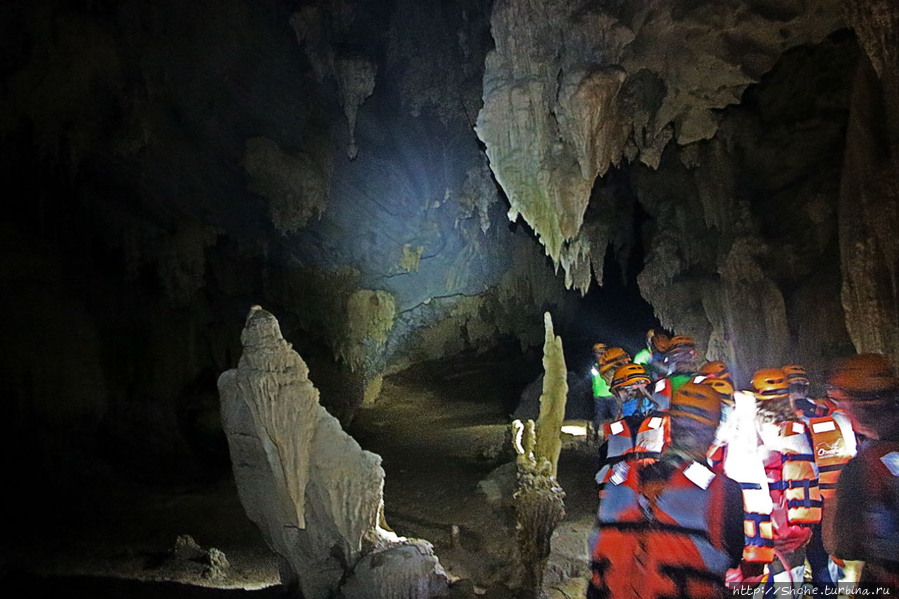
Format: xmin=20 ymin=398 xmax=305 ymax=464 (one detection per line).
xmin=648 ymin=330 xmax=671 ymax=354
xmin=700 ymin=377 xmax=735 ymax=406
xmin=592 ymin=343 xmax=608 ymax=355
xmin=598 ymin=347 xmax=630 ymax=376
xmin=664 ymin=335 xmax=695 ymax=362
xmin=610 ymin=363 xmax=651 ymax=393
xmin=827 ymin=354 xmax=899 ymax=402
xmin=782 ymin=364 xmax=810 ymax=386
xmin=699 ymin=360 xmax=731 ymax=382
xmin=752 ymin=368 xmax=789 ymax=401
xmin=670 ymin=382 xmax=722 ymax=427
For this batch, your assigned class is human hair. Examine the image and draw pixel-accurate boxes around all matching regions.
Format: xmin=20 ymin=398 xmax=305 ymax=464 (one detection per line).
xmin=756 ymin=396 xmax=800 ymax=424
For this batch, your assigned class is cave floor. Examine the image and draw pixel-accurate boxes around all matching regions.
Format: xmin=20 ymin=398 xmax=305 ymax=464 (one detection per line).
xmin=1 ymin=355 xmax=599 ymax=598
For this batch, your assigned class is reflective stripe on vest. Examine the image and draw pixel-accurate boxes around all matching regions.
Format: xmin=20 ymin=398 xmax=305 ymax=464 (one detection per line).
xmin=808 ymin=414 xmax=856 ymax=500
xmin=743 ymin=511 xmax=775 ymax=563
xmin=589 ymin=461 xmax=731 ymax=598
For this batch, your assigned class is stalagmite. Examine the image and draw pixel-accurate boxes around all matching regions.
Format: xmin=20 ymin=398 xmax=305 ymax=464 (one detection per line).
xmin=509 ymin=312 xmax=567 ymax=597
xmin=218 ymin=306 xmax=448 ymax=599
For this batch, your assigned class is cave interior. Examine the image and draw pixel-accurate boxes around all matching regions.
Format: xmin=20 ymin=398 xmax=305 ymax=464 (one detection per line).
xmin=1 ymin=0 xmax=898 ymax=597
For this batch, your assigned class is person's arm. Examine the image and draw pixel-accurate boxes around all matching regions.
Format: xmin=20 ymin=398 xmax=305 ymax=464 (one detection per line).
xmin=721 ymin=475 xmax=748 ymax=568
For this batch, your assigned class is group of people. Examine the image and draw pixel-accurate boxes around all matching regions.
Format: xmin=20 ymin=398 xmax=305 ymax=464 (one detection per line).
xmin=585 ymin=332 xmax=899 ymax=598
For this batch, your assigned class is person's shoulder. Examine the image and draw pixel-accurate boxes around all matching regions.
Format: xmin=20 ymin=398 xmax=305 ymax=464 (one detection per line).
xmin=715 ymin=470 xmax=743 ymax=492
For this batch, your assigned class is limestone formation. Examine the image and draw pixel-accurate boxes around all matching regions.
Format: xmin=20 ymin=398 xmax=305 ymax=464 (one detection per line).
xmin=336 ymin=55 xmax=377 ymax=159
xmin=477 ymin=0 xmax=844 ymax=290
xmin=218 ymin=306 xmax=448 ymax=599
xmin=241 ymin=137 xmax=330 ymax=234
xmin=511 ymin=420 xmax=566 ymax=597
xmin=339 ymin=289 xmax=398 ymax=372
xmin=534 ymin=312 xmax=568 ymax=479
xmin=839 ymin=1 xmax=899 ymax=365
xmin=506 ymin=313 xmax=567 ymax=596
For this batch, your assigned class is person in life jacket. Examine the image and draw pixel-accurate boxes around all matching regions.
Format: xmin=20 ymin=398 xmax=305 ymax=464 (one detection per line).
xmin=752 ymin=367 xmax=823 ymax=591
xmin=651 ymin=335 xmax=698 ymax=409
xmin=593 ymin=347 xmax=630 ymax=427
xmin=590 ymin=343 xmax=617 ymax=427
xmin=595 ymin=363 xmax=669 ymax=488
xmin=700 ymin=377 xmax=736 ymax=472
xmin=588 ymin=382 xmax=745 ymax=599
xmin=635 ymin=329 xmax=670 ymax=382
xmin=697 ymin=360 xmax=732 ymax=385
xmin=784 ymin=363 xmax=857 ymax=590
xmin=783 ymin=364 xmax=830 ymax=418
xmin=824 ymin=353 xmax=899 ymax=591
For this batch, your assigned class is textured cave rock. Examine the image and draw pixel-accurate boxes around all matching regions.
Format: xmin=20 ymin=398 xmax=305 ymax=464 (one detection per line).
xmin=838 ymin=1 xmax=899 ymax=365
xmin=633 ymin=32 xmax=863 ymax=383
xmin=4 ymin=0 xmax=898 ymax=490
xmin=241 ymin=137 xmax=330 ymax=235
xmin=477 ymin=0 xmax=844 ymax=288
xmin=0 ymin=0 xmax=581 ymax=481
xmin=511 ymin=313 xmax=569 ymax=595
xmin=219 ymin=307 xmax=447 ymax=599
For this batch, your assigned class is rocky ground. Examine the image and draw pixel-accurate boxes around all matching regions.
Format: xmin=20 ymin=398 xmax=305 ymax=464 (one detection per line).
xmin=0 ymin=355 xmax=599 ymax=598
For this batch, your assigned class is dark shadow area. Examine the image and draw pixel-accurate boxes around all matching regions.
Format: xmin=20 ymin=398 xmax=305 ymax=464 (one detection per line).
xmin=0 ymin=572 xmax=283 ymax=599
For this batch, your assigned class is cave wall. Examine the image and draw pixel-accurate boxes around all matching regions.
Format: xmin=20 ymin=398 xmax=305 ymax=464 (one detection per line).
xmin=839 ymin=0 xmax=899 ymax=366
xmin=475 ymin=0 xmax=845 ymax=289
xmin=0 ymin=0 xmax=577 ymax=483
xmin=634 ymin=32 xmax=861 ymax=385
xmin=475 ymin=0 xmax=898 ymax=385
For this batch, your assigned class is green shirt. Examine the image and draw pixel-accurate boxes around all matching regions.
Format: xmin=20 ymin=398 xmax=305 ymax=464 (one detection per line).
xmin=591 ymin=367 xmax=612 ymax=398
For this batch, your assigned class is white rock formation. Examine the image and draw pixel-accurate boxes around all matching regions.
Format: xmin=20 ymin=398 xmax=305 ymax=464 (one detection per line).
xmin=218 ymin=306 xmax=447 ymax=599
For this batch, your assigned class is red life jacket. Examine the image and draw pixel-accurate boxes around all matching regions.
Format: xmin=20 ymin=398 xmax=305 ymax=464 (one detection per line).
xmin=597 ymin=415 xmax=670 ymax=486
xmin=589 ymin=460 xmax=733 ymax=598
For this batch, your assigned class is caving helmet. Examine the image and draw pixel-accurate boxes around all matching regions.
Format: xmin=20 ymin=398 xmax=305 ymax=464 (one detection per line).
xmin=699 ymin=360 xmax=732 ymax=383
xmin=598 ymin=347 xmax=630 ymax=378
xmin=700 ymin=376 xmax=735 ymax=406
xmin=783 ymin=364 xmax=810 ymax=385
xmin=664 ymin=335 xmax=696 ymax=364
xmin=751 ymin=368 xmax=789 ymax=401
xmin=648 ymin=329 xmax=671 ymax=355
xmin=610 ymin=363 xmax=651 ymax=394
xmin=670 ymin=382 xmax=722 ymax=428
xmin=827 ymin=354 xmax=899 ymax=403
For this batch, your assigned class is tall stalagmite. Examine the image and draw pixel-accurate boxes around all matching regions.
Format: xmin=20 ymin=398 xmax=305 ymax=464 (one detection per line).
xmin=218 ymin=306 xmax=448 ymax=599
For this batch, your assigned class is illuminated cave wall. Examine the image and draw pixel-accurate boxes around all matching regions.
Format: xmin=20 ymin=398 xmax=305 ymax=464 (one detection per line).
xmin=1 ymin=0 xmax=897 ymax=483
xmin=0 ymin=0 xmax=574 ymax=484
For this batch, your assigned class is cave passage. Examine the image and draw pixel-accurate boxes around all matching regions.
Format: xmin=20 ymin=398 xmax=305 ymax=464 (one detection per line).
xmin=2 ymin=0 xmax=897 ymax=596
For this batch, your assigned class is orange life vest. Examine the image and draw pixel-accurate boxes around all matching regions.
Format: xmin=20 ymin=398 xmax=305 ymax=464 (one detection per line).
xmin=767 ymin=421 xmax=823 ymax=525
xmin=589 ymin=460 xmax=733 ymax=598
xmin=597 ymin=415 xmax=670 ymax=486
xmin=808 ymin=413 xmax=857 ymax=500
